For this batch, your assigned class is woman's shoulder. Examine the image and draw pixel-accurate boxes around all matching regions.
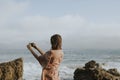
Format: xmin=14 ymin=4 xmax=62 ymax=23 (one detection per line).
xmin=50 ymin=50 xmax=64 ymax=56
xmin=45 ymin=50 xmax=63 ymax=55
xmin=50 ymin=49 xmax=63 ymax=52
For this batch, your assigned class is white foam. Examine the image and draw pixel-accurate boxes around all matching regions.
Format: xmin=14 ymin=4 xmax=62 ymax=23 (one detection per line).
xmin=23 ymin=62 xmax=76 ymax=80
xmin=23 ymin=62 xmax=42 ymax=80
xmin=23 ymin=62 xmax=120 ymax=80
xmin=59 ymin=66 xmax=74 ymax=79
xmin=102 ymin=62 xmax=120 ymax=72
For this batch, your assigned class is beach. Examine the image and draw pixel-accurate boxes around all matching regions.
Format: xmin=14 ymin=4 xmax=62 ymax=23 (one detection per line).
xmin=0 ymin=49 xmax=120 ymax=80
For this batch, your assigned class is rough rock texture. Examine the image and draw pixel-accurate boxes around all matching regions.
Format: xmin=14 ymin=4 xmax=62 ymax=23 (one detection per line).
xmin=74 ymin=60 xmax=120 ymax=80
xmin=0 ymin=58 xmax=23 ymax=80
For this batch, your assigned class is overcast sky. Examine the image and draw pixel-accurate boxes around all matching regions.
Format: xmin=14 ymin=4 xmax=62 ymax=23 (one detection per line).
xmin=0 ymin=0 xmax=120 ymax=50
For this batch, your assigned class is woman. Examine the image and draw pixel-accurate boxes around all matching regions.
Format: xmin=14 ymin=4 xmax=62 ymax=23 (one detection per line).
xmin=27 ymin=34 xmax=64 ymax=80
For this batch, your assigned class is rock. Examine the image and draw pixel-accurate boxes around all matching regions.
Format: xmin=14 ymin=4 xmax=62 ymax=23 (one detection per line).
xmin=84 ymin=60 xmax=100 ymax=69
xmin=74 ymin=60 xmax=120 ymax=80
xmin=0 ymin=58 xmax=23 ymax=80
xmin=107 ymin=68 xmax=120 ymax=76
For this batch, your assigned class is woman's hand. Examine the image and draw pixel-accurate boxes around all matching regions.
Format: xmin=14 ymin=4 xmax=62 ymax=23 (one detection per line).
xmin=27 ymin=42 xmax=44 ymax=55
xmin=27 ymin=43 xmax=32 ymax=49
xmin=31 ymin=43 xmax=37 ymax=49
xmin=27 ymin=43 xmax=39 ymax=60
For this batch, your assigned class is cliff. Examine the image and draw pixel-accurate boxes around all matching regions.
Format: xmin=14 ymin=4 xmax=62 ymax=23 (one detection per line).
xmin=74 ymin=60 xmax=120 ymax=80
xmin=0 ymin=58 xmax=23 ymax=80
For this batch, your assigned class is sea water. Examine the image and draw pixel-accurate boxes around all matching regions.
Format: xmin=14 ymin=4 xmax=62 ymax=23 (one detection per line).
xmin=0 ymin=49 xmax=120 ymax=80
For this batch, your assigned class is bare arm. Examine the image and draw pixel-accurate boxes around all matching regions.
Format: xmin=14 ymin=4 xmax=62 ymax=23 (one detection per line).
xmin=27 ymin=43 xmax=39 ymax=60
xmin=31 ymin=43 xmax=45 ymax=55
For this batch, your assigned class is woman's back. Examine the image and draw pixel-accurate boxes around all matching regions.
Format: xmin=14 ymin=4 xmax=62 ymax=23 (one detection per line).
xmin=42 ymin=50 xmax=64 ymax=80
xmin=46 ymin=50 xmax=63 ymax=69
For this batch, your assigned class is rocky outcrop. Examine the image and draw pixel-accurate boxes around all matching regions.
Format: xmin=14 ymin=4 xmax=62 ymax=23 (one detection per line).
xmin=74 ymin=60 xmax=120 ymax=80
xmin=0 ymin=58 xmax=23 ymax=80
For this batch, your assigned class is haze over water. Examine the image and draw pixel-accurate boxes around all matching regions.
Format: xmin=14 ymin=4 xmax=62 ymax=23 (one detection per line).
xmin=0 ymin=0 xmax=120 ymax=50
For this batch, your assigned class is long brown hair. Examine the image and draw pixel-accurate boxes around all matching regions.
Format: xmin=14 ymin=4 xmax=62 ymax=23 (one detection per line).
xmin=51 ymin=34 xmax=62 ymax=50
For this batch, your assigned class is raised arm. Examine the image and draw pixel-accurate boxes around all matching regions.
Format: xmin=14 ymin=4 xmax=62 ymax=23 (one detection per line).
xmin=27 ymin=43 xmax=39 ymax=60
xmin=31 ymin=43 xmax=45 ymax=55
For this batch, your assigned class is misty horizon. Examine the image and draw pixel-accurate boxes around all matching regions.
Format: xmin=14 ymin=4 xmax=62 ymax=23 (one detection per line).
xmin=0 ymin=0 xmax=120 ymax=50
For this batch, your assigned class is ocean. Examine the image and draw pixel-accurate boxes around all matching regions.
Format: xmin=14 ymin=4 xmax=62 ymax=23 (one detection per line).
xmin=0 ymin=49 xmax=120 ymax=80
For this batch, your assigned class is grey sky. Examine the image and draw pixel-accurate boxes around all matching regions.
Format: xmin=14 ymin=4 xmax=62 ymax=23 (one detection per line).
xmin=0 ymin=0 xmax=120 ymax=49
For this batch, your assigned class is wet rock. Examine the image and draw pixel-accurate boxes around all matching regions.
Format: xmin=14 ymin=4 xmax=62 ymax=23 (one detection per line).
xmin=74 ymin=60 xmax=120 ymax=80
xmin=107 ymin=68 xmax=120 ymax=76
xmin=0 ymin=58 xmax=23 ymax=80
xmin=84 ymin=60 xmax=100 ymax=69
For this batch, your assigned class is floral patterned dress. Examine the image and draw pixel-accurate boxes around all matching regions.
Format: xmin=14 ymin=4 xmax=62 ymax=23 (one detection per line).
xmin=38 ymin=50 xmax=64 ymax=80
